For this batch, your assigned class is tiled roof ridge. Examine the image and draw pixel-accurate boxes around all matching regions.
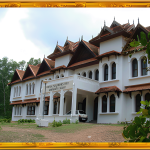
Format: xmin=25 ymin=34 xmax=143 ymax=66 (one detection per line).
xmin=82 ymin=40 xmax=97 ymax=56
xmin=68 ymin=57 xmax=98 ymax=68
xmin=57 ymin=45 xmax=64 ymax=51
xmin=52 ymin=65 xmax=66 ymax=70
xmin=95 ymin=85 xmax=122 ymax=94
xmin=98 ymin=50 xmax=121 ymax=56
xmin=16 ymin=69 xmax=25 ymax=81
xmin=44 ymin=58 xmax=55 ymax=69
xmin=29 ymin=64 xmax=39 ymax=77
xmin=83 ymin=40 xmax=99 ymax=48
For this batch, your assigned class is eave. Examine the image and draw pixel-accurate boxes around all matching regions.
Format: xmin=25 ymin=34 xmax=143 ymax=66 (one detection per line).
xmin=47 ymin=50 xmax=74 ymax=61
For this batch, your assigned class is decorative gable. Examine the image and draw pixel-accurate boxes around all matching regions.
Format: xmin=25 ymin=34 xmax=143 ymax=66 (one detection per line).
xmin=68 ymin=40 xmax=97 ymax=67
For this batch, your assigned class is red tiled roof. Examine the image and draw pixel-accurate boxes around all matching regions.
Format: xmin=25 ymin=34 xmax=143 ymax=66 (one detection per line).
xmin=123 ymin=46 xmax=144 ymax=53
xmin=44 ymin=58 xmax=55 ymax=69
xmin=82 ymin=40 xmax=99 ymax=55
xmin=37 ymin=70 xmax=51 ymax=76
xmin=29 ymin=65 xmax=39 ymax=76
xmin=123 ymin=84 xmax=150 ymax=93
xmin=23 ymin=75 xmax=34 ymax=81
xmin=57 ymin=45 xmax=64 ymax=52
xmin=51 ymin=65 xmax=66 ymax=72
xmin=68 ymin=58 xmax=97 ymax=68
xmin=10 ymin=100 xmax=40 ymax=105
xmin=96 ymin=50 xmax=121 ymax=60
xmin=95 ymin=86 xmax=122 ymax=94
xmin=16 ymin=69 xmax=25 ymax=80
xmin=36 ymin=63 xmax=41 ymax=67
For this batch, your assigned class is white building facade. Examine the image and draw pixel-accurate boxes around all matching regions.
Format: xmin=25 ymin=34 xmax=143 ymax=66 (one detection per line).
xmin=9 ymin=20 xmax=150 ymax=123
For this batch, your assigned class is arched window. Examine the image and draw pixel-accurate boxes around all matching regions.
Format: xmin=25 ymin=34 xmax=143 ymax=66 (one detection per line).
xmin=95 ymin=69 xmax=99 ymax=81
xmin=89 ymin=71 xmax=92 ymax=79
xmin=53 ymin=101 xmax=57 ymax=114
xmin=141 ymin=58 xmax=147 ymax=76
xmin=110 ymin=94 xmax=115 ymax=112
xmin=112 ymin=62 xmax=116 ymax=79
xmin=83 ymin=72 xmax=86 ymax=77
xmin=132 ymin=59 xmax=138 ymax=77
xmin=14 ymin=87 xmax=16 ymax=97
xmin=135 ymin=94 xmax=141 ymax=112
xmin=40 ymin=80 xmax=43 ymax=93
xmin=26 ymin=84 xmax=28 ymax=95
xmin=29 ymin=83 xmax=31 ymax=94
xmin=61 ymin=74 xmax=64 ymax=78
xmin=102 ymin=95 xmax=107 ymax=112
xmin=56 ymin=75 xmax=59 ymax=78
xmin=19 ymin=86 xmax=21 ymax=96
xmin=145 ymin=93 xmax=150 ymax=109
xmin=32 ymin=83 xmax=35 ymax=94
xmin=16 ymin=86 xmax=18 ymax=96
xmin=104 ymin=64 xmax=108 ymax=81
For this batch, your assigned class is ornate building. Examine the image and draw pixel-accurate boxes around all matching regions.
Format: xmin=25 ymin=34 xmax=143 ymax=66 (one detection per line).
xmin=9 ymin=20 xmax=150 ymax=123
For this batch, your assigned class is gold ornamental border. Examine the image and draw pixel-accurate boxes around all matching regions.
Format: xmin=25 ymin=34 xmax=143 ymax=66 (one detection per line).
xmin=0 ymin=142 xmax=150 ymax=149
xmin=0 ymin=1 xmax=150 ymax=7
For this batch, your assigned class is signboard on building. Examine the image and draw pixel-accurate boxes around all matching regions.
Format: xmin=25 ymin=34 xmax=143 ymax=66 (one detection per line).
xmin=43 ymin=81 xmax=73 ymax=93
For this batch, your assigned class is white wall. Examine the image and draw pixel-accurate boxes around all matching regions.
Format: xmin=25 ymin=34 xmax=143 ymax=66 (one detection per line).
xmin=100 ymin=36 xmax=126 ymax=55
xmin=55 ymin=54 xmax=73 ymax=68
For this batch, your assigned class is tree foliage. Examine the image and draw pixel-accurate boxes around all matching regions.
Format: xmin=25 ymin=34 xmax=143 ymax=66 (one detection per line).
xmin=0 ymin=57 xmax=41 ymax=118
xmin=123 ymin=100 xmax=150 ymax=142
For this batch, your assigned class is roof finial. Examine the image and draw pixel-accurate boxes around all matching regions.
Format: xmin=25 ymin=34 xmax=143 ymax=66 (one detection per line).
xmin=133 ymin=20 xmax=134 ymax=25
xmin=44 ymin=54 xmax=45 ymax=58
xmin=79 ymin=37 xmax=80 ymax=41
xmin=128 ymin=19 xmax=129 ymax=23
xmin=138 ymin=17 xmax=139 ymax=24
xmin=57 ymin=41 xmax=58 ymax=45
xmin=92 ymin=35 xmax=93 ymax=38
xmin=81 ymin=35 xmax=83 ymax=40
xmin=114 ymin=17 xmax=115 ymax=21
xmin=104 ymin=20 xmax=106 ymax=26
xmin=67 ymin=36 xmax=68 ymax=40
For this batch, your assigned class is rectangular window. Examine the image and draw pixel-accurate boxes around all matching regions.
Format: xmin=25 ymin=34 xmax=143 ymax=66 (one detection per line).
xmin=44 ymin=105 xmax=48 ymax=115
xmin=27 ymin=106 xmax=35 ymax=115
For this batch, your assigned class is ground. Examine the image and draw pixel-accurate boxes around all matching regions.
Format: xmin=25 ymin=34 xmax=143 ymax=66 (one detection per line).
xmin=0 ymin=122 xmax=125 ymax=142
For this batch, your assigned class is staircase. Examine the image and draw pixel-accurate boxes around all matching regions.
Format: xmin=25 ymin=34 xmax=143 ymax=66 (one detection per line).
xmin=88 ymin=120 xmax=97 ymax=124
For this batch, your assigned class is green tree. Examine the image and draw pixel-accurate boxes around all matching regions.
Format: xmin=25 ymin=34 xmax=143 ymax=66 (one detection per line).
xmin=0 ymin=57 xmax=19 ymax=116
xmin=26 ymin=58 xmax=41 ymax=68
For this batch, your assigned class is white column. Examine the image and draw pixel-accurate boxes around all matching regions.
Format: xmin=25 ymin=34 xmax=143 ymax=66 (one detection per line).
xmin=56 ymin=101 xmax=59 ymax=114
xmin=107 ymin=95 xmax=109 ymax=113
xmin=59 ymin=90 xmax=64 ymax=116
xmin=13 ymin=106 xmax=16 ymax=116
xmin=92 ymin=71 xmax=95 ymax=80
xmin=138 ymin=59 xmax=141 ymax=77
xmin=109 ymin=63 xmax=112 ymax=80
xmin=49 ymin=92 xmax=53 ymax=116
xmin=72 ymin=86 xmax=77 ymax=116
xmin=116 ymin=63 xmax=118 ymax=80
xmin=98 ymin=95 xmax=101 ymax=114
xmin=39 ymin=90 xmax=43 ymax=116
xmin=132 ymin=93 xmax=134 ymax=113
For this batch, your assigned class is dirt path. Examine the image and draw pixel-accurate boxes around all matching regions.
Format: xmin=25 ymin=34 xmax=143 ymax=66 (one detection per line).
xmin=2 ymin=124 xmax=125 ymax=142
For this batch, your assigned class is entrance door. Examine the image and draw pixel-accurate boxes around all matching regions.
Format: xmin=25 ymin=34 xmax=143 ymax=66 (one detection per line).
xmin=94 ymin=97 xmax=98 ymax=120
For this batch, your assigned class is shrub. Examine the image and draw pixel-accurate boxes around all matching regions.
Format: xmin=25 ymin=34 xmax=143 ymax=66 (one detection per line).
xmin=75 ymin=119 xmax=79 ymax=124
xmin=123 ymin=100 xmax=150 ymax=142
xmin=52 ymin=118 xmax=62 ymax=127
xmin=25 ymin=119 xmax=28 ymax=123
xmin=63 ymin=118 xmax=70 ymax=124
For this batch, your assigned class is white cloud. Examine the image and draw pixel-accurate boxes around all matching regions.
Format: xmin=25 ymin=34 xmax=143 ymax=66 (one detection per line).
xmin=0 ymin=8 xmax=50 ymax=63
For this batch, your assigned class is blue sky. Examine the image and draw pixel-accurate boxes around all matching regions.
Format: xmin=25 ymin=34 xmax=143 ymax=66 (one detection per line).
xmin=0 ymin=8 xmax=150 ymax=63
